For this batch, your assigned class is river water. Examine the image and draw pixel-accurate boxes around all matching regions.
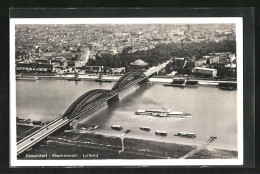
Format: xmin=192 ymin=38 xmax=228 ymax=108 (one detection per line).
xmin=16 ymin=79 xmax=237 ymax=150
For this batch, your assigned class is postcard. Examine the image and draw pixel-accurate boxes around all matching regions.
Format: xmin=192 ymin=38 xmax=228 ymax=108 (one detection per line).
xmin=10 ymin=17 xmax=243 ymax=166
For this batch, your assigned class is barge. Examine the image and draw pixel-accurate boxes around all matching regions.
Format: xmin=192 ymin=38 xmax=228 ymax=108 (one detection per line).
xmin=136 ymin=108 xmax=172 ymax=115
xmin=111 ymin=125 xmax=123 ymax=130
xmin=89 ymin=124 xmax=99 ymax=130
xmin=140 ymin=126 xmax=151 ymax=131
xmin=16 ymin=76 xmax=39 ymax=81
xmin=155 ymin=130 xmax=167 ymax=136
xmin=174 ymin=132 xmax=196 ymax=138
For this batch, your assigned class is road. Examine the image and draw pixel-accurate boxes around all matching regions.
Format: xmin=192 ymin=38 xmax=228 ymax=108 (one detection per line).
xmin=17 ymin=118 xmax=70 ymax=155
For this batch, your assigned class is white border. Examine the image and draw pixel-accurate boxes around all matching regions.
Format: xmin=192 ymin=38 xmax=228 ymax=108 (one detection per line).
xmin=10 ymin=17 xmax=243 ymax=167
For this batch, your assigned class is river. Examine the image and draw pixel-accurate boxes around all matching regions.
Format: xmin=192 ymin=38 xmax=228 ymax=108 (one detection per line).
xmin=16 ymin=79 xmax=237 ymax=150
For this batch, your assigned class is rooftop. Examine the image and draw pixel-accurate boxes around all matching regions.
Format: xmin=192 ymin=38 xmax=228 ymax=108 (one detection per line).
xmin=130 ymin=59 xmax=148 ymax=66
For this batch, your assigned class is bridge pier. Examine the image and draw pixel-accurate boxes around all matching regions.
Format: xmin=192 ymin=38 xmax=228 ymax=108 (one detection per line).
xmin=138 ymin=78 xmax=149 ymax=85
xmin=52 ymin=122 xmax=73 ymax=135
xmin=64 ymin=122 xmax=73 ymax=130
xmin=107 ymin=94 xmax=119 ymax=104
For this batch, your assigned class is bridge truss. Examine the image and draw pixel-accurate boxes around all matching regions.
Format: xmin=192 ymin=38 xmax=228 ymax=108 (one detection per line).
xmin=63 ymin=71 xmax=146 ymax=119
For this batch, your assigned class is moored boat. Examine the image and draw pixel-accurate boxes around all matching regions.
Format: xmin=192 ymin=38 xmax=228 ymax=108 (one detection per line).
xmin=163 ymin=83 xmax=186 ymax=87
xmin=89 ymin=124 xmax=99 ymax=130
xmin=135 ymin=108 xmax=191 ymax=118
xmin=166 ymin=112 xmax=192 ymax=118
xmin=68 ymin=73 xmax=81 ymax=81
xmin=186 ymin=80 xmax=199 ymax=87
xmin=95 ymin=78 xmax=112 ymax=82
xmin=218 ymin=82 xmax=237 ymax=90
xmin=111 ymin=125 xmax=123 ymax=130
xmin=77 ymin=124 xmax=99 ymax=130
xmin=135 ymin=108 xmax=172 ymax=115
xmin=174 ymin=132 xmax=196 ymax=138
xmin=140 ymin=126 xmax=151 ymax=131
xmin=155 ymin=130 xmax=167 ymax=136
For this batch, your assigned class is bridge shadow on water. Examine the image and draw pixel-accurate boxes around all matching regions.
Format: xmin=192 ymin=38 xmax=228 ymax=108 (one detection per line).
xmin=109 ymin=83 xmax=152 ymax=111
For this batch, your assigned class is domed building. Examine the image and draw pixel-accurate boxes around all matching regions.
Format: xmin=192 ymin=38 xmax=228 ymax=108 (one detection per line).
xmin=128 ymin=59 xmax=148 ymax=72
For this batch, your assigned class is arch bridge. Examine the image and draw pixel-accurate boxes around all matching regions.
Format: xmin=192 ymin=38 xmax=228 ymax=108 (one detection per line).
xmin=62 ymin=71 xmax=146 ymax=120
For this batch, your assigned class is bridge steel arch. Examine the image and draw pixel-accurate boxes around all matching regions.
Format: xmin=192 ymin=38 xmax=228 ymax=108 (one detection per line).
xmin=111 ymin=71 xmax=144 ymax=91
xmin=70 ymin=89 xmax=111 ymax=118
xmin=63 ymin=89 xmax=110 ymax=119
xmin=63 ymin=71 xmax=145 ymax=119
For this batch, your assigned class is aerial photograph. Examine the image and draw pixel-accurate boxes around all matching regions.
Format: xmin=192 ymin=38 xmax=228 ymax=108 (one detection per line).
xmin=13 ymin=20 xmax=240 ymax=165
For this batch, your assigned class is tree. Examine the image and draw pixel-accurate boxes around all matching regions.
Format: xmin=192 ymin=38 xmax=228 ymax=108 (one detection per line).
xmin=87 ymin=39 xmax=236 ymax=69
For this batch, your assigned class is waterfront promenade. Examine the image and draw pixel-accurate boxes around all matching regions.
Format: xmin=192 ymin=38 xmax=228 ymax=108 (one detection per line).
xmin=19 ymin=73 xmax=236 ymax=87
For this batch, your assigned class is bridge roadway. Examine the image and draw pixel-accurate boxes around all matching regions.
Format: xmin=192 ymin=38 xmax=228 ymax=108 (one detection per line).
xmin=17 ymin=60 xmax=171 ymax=156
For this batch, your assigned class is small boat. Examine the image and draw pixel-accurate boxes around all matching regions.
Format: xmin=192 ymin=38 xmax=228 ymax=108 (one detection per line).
xmin=77 ymin=124 xmax=99 ymax=130
xmin=68 ymin=73 xmax=81 ymax=81
xmin=76 ymin=124 xmax=84 ymax=129
xmin=140 ymin=126 xmax=151 ymax=131
xmin=135 ymin=108 xmax=192 ymax=118
xmin=163 ymin=79 xmax=186 ymax=87
xmin=186 ymin=80 xmax=199 ymax=87
xmin=95 ymin=75 xmax=112 ymax=83
xmin=174 ymin=132 xmax=196 ymax=138
xmin=111 ymin=125 xmax=123 ymax=130
xmin=24 ymin=119 xmax=31 ymax=124
xmin=166 ymin=112 xmax=192 ymax=118
xmin=155 ymin=130 xmax=167 ymax=136
xmin=88 ymin=124 xmax=99 ymax=130
xmin=17 ymin=118 xmax=26 ymax=123
xmin=95 ymin=79 xmax=112 ymax=82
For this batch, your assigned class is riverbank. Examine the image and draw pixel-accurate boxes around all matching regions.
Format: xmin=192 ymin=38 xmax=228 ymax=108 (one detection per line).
xmin=17 ymin=124 xmax=238 ymax=160
xmin=19 ymin=73 xmax=120 ymax=81
xmin=18 ymin=73 xmax=236 ymax=87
